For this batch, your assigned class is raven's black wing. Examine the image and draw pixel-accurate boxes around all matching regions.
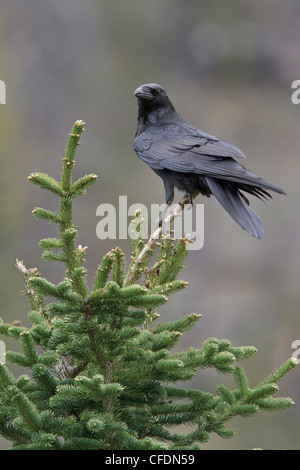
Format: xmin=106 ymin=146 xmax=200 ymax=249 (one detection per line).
xmin=134 ymin=120 xmax=285 ymax=239
xmin=134 ymin=122 xmax=283 ymax=194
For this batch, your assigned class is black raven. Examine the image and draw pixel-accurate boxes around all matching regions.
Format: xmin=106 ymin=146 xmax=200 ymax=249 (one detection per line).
xmin=133 ymin=83 xmax=285 ymax=239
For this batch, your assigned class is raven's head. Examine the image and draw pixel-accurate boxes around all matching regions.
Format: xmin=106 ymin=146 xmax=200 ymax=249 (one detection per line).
xmin=134 ymin=83 xmax=175 ymax=124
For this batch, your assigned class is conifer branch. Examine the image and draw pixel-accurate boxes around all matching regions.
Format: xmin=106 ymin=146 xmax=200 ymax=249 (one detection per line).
xmin=124 ymin=195 xmax=191 ymax=286
xmin=0 ymin=120 xmax=296 ymax=450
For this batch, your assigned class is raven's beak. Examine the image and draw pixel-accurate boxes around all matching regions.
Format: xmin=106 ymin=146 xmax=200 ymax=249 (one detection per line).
xmin=134 ymin=85 xmax=154 ymax=100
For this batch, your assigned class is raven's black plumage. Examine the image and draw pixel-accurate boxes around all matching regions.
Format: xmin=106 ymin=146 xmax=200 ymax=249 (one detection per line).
xmin=133 ymin=83 xmax=285 ymax=239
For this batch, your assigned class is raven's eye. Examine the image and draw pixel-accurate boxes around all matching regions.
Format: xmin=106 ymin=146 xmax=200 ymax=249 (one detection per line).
xmin=151 ymin=88 xmax=160 ymax=96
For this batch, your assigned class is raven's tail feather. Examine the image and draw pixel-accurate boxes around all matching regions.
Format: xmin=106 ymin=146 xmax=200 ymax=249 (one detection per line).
xmin=205 ymin=177 xmax=265 ymax=239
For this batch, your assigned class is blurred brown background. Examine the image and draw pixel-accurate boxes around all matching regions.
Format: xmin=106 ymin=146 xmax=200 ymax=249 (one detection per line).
xmin=0 ymin=0 xmax=299 ymax=450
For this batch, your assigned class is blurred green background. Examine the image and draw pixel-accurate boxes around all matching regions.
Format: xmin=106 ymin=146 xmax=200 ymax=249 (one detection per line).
xmin=0 ymin=0 xmax=299 ymax=450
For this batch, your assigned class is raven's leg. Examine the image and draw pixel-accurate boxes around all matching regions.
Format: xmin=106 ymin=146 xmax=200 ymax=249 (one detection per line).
xmin=157 ymin=181 xmax=174 ymax=228
xmin=164 ymin=180 xmax=175 ymax=206
xmin=183 ymin=192 xmax=193 ymax=209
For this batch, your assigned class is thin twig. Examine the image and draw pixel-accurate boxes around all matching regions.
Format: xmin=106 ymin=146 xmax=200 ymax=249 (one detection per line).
xmin=124 ymin=194 xmax=190 ymax=285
